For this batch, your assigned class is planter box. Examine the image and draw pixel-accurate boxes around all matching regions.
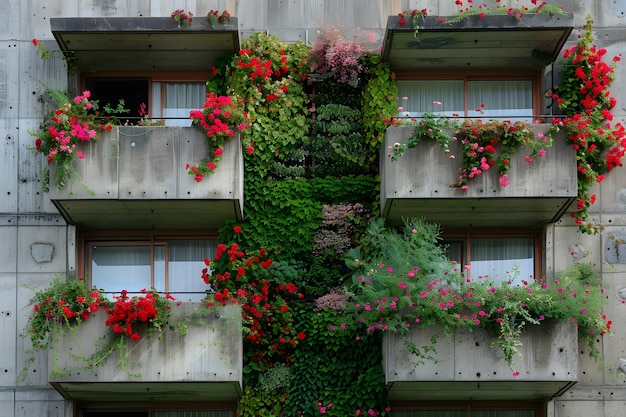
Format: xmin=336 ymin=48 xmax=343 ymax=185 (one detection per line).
xmin=48 ymin=303 xmax=242 ymax=402
xmin=50 ymin=126 xmax=244 ymax=230
xmin=380 ymin=125 xmax=577 ymax=228
xmin=383 ymin=321 xmax=578 ymax=400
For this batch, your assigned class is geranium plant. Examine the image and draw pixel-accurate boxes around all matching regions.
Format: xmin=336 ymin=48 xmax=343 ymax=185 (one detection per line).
xmin=207 ymin=9 xmax=231 ymax=25
xmin=105 ymin=289 xmax=179 ymax=341
xmin=20 ymin=277 xmax=109 ymax=380
xmin=187 ymin=93 xmax=253 ymax=182
xmin=343 ymin=218 xmax=612 ymax=372
xmin=171 ymin=9 xmax=193 ymax=26
xmin=31 ymin=87 xmax=127 ymax=191
xmin=552 ymin=15 xmax=626 ymax=233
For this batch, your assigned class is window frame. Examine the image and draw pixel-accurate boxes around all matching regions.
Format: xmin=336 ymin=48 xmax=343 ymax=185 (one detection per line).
xmin=391 ymin=400 xmax=545 ymax=417
xmin=79 ymin=401 xmax=238 ymax=416
xmin=80 ymin=70 xmax=209 ymax=120
xmin=440 ymin=228 xmax=543 ymax=284
xmin=394 ymin=69 xmax=543 ymax=118
xmin=78 ymin=229 xmax=218 ymax=298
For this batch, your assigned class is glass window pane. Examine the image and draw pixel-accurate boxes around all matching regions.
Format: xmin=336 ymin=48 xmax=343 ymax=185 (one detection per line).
xmin=162 ymin=82 xmax=206 ymax=126
xmin=168 ymin=239 xmax=217 ymax=302
xmin=154 ymin=244 xmax=166 ymax=292
xmin=473 ymin=410 xmax=535 ymax=417
xmin=467 ymin=80 xmax=532 ymax=121
xmin=470 ymin=237 xmax=534 ymax=285
xmin=391 ymin=411 xmax=466 ymax=417
xmin=153 ymin=411 xmax=234 ymax=417
xmin=91 ymin=245 xmax=152 ymax=295
xmin=397 ymin=80 xmax=464 ymax=118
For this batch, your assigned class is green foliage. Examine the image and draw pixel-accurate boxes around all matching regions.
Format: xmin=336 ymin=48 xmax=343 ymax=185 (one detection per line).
xmin=283 ymin=306 xmax=388 ymax=417
xmin=238 ymin=385 xmax=288 ymax=417
xmin=344 ymin=218 xmax=611 ymax=370
xmin=362 ymin=54 xmax=398 ymax=169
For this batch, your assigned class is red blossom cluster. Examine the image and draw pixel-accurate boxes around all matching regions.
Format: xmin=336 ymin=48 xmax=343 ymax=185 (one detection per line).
xmin=202 ymin=234 xmax=305 ymax=369
xmin=187 ymin=93 xmax=253 ymax=181
xmin=105 ymin=289 xmax=175 ymax=342
xmin=171 ymin=9 xmax=193 ymax=26
xmin=552 ymin=17 xmax=626 ymax=233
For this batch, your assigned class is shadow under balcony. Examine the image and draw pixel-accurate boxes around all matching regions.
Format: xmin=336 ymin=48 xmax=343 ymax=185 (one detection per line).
xmin=380 ymin=125 xmax=577 ymax=228
xmin=48 ymin=303 xmax=242 ymax=402
xmin=50 ymin=126 xmax=244 ymax=230
xmin=383 ymin=321 xmax=578 ymax=401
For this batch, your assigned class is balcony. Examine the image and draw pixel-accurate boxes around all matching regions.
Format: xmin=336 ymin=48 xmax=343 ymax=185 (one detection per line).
xmin=383 ymin=321 xmax=577 ymax=401
xmin=50 ymin=126 xmax=244 ymax=230
xmin=49 ymin=304 xmax=242 ymax=402
xmin=380 ymin=125 xmax=577 ymax=228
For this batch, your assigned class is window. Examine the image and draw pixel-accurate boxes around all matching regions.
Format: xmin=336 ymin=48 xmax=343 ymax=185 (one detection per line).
xmin=391 ymin=401 xmax=544 ymax=417
xmin=81 ymin=232 xmax=217 ymax=302
xmin=441 ymin=230 xmax=541 ymax=286
xmin=83 ymin=72 xmax=207 ymax=126
xmin=395 ymin=71 xmax=540 ymax=122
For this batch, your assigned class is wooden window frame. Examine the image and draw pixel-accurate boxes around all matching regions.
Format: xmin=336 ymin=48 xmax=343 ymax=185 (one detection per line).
xmin=78 ymin=229 xmax=218 ymax=293
xmin=394 ymin=69 xmax=543 ymax=118
xmin=79 ymin=70 xmax=209 ymax=119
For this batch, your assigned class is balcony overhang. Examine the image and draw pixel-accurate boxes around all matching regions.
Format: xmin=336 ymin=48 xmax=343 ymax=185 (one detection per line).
xmin=384 ymin=321 xmax=578 ymax=401
xmin=50 ymin=127 xmax=244 ymax=230
xmin=380 ymin=125 xmax=577 ymax=229
xmin=50 ymin=17 xmax=240 ymax=71
xmin=381 ymin=13 xmax=573 ymax=70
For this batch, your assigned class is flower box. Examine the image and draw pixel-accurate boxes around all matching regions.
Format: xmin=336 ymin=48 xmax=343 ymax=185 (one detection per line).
xmin=380 ymin=124 xmax=577 ymax=228
xmin=48 ymin=303 xmax=242 ymax=402
xmin=49 ymin=126 xmax=244 ymax=230
xmin=382 ymin=320 xmax=578 ymax=401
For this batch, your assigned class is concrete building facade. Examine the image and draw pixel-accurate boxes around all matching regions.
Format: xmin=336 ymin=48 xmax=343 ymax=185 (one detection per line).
xmin=1 ymin=1 xmax=625 ymax=416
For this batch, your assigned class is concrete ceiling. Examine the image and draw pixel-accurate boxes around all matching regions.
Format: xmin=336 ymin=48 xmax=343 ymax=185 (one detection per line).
xmin=382 ymin=13 xmax=573 ymax=70
xmin=50 ymin=17 xmax=240 ymax=72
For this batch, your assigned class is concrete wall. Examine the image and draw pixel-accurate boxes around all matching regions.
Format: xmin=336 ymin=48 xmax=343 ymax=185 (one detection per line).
xmin=1 ymin=0 xmax=626 ymax=416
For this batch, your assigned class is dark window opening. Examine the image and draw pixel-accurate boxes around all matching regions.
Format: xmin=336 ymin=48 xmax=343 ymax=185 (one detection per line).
xmin=85 ymin=77 xmax=149 ymax=122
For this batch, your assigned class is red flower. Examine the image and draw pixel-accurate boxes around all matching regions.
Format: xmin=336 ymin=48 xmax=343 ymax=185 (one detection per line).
xmin=233 ymin=225 xmax=242 ymax=233
xmin=296 ymin=332 xmax=306 ymax=340
xmin=32 ymin=38 xmax=38 ymax=47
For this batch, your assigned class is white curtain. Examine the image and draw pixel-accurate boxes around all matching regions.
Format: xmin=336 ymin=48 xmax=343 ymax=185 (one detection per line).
xmin=470 ymin=237 xmax=534 ymax=285
xmin=396 ymin=79 xmax=532 ymax=120
xmin=91 ymin=245 xmax=153 ymax=294
xmin=160 ymin=82 xmax=206 ymax=126
xmin=397 ymin=80 xmax=464 ymax=117
xmin=467 ymin=80 xmax=532 ymax=121
xmin=167 ymin=239 xmax=217 ymax=302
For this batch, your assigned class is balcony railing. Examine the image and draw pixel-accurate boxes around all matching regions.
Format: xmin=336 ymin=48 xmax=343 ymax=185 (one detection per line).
xmin=49 ymin=303 xmax=242 ymax=402
xmin=50 ymin=126 xmax=244 ymax=229
xmin=380 ymin=124 xmax=577 ymax=228
xmin=383 ymin=321 xmax=578 ymax=401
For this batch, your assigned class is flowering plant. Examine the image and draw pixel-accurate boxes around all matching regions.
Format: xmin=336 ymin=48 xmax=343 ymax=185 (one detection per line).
xmin=308 ymin=26 xmax=373 ymax=87
xmin=105 ymin=289 xmax=178 ymax=341
xmin=344 ymin=218 xmax=611 ymax=371
xmin=207 ymin=9 xmax=231 ymax=25
xmin=26 ymin=277 xmax=109 ymax=350
xmin=552 ymin=16 xmax=626 ymax=233
xmin=171 ymin=9 xmax=193 ymax=26
xmin=202 ymin=233 xmax=305 ymax=378
xmin=31 ymin=87 xmax=127 ymax=191
xmin=187 ymin=93 xmax=253 ymax=181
